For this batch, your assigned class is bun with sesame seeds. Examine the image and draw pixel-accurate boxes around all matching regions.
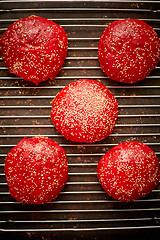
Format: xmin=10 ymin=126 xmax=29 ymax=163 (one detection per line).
xmin=98 ymin=19 xmax=160 ymax=84
xmin=97 ymin=141 xmax=160 ymax=202
xmin=0 ymin=15 xmax=68 ymax=84
xmin=50 ymin=79 xmax=118 ymax=143
xmin=5 ymin=137 xmax=68 ymax=204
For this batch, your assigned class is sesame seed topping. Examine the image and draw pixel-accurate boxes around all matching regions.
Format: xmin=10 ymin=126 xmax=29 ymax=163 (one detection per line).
xmin=98 ymin=19 xmax=160 ymax=84
xmin=51 ymin=79 xmax=118 ymax=143
xmin=5 ymin=137 xmax=68 ymax=204
xmin=0 ymin=15 xmax=68 ymax=84
xmin=97 ymin=141 xmax=160 ymax=202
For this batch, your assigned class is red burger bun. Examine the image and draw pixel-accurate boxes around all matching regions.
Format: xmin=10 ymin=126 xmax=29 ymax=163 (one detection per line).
xmin=50 ymin=79 xmax=118 ymax=143
xmin=97 ymin=141 xmax=160 ymax=202
xmin=0 ymin=15 xmax=68 ymax=84
xmin=5 ymin=137 xmax=68 ymax=204
xmin=98 ymin=19 xmax=160 ymax=84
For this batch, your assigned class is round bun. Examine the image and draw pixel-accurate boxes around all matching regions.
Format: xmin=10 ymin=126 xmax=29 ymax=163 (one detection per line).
xmin=51 ymin=79 xmax=118 ymax=143
xmin=97 ymin=141 xmax=160 ymax=202
xmin=98 ymin=19 xmax=160 ymax=84
xmin=5 ymin=137 xmax=68 ymax=204
xmin=0 ymin=15 xmax=68 ymax=84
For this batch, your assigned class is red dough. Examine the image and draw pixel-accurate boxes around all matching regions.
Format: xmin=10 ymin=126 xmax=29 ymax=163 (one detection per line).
xmin=51 ymin=79 xmax=118 ymax=143
xmin=98 ymin=19 xmax=160 ymax=84
xmin=97 ymin=142 xmax=160 ymax=202
xmin=5 ymin=137 xmax=68 ymax=204
xmin=0 ymin=15 xmax=68 ymax=84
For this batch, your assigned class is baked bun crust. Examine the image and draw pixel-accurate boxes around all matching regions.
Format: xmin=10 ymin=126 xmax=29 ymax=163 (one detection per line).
xmin=51 ymin=79 xmax=118 ymax=143
xmin=97 ymin=141 xmax=160 ymax=202
xmin=98 ymin=19 xmax=160 ymax=84
xmin=0 ymin=15 xmax=68 ymax=84
xmin=5 ymin=137 xmax=68 ymax=204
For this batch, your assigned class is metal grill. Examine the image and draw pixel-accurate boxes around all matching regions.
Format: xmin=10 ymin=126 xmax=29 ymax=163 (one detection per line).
xmin=0 ymin=1 xmax=160 ymax=239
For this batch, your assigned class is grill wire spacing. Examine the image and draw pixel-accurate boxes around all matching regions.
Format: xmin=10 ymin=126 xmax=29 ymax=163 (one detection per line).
xmin=0 ymin=1 xmax=160 ymax=239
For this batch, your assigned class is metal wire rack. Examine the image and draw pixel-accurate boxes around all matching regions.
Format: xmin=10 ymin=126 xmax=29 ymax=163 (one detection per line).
xmin=0 ymin=1 xmax=160 ymax=239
